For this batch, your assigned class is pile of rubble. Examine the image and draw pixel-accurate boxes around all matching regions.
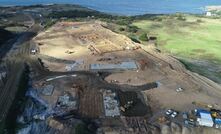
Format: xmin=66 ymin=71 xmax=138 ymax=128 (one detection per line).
xmin=57 ymin=93 xmax=78 ymax=110
xmin=103 ymin=90 xmax=120 ymax=117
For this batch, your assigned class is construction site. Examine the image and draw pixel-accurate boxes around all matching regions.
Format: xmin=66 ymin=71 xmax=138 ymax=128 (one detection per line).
xmin=0 ymin=3 xmax=221 ymax=133
xmin=13 ymin=20 xmax=221 ymax=133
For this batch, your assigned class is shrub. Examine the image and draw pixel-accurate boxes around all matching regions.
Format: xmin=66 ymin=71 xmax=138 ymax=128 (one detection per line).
xmin=115 ymin=19 xmax=131 ymax=25
xmin=126 ymin=25 xmax=139 ymax=33
xmin=119 ymin=27 xmax=125 ymax=31
xmin=177 ymin=15 xmax=186 ymax=21
xmin=196 ymin=19 xmax=203 ymax=23
xmin=129 ymin=36 xmax=141 ymax=43
xmin=139 ymin=33 xmax=149 ymax=41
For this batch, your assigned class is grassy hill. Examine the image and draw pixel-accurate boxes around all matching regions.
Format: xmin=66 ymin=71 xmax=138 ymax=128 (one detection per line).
xmin=131 ymin=14 xmax=221 ymax=83
xmin=133 ymin=15 xmax=221 ymax=63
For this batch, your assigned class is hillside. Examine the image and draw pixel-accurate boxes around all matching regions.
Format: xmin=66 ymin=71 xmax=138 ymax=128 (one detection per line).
xmin=0 ymin=28 xmax=14 ymax=45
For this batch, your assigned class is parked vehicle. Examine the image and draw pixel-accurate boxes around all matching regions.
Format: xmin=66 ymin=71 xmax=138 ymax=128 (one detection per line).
xmin=171 ymin=111 xmax=178 ymax=118
xmin=184 ymin=120 xmax=196 ymax=127
xmin=176 ymin=87 xmax=183 ymax=92
xmin=165 ymin=109 xmax=179 ymax=118
xmin=166 ymin=109 xmax=173 ymax=115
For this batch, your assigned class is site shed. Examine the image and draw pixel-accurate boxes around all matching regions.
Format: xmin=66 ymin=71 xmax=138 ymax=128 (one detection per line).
xmin=197 ymin=110 xmax=214 ymax=127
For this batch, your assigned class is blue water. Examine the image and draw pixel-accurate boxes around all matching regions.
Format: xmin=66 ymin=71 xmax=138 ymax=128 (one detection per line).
xmin=1 ymin=0 xmax=221 ymax=15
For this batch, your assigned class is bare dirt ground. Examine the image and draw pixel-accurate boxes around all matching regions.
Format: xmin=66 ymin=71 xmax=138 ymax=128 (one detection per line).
xmin=33 ymin=21 xmax=140 ymax=72
xmin=141 ymin=44 xmax=221 ymax=112
xmin=32 ymin=21 xmax=221 ymax=133
xmin=33 ymin=20 xmax=221 ymax=113
xmin=78 ymin=86 xmax=104 ymax=118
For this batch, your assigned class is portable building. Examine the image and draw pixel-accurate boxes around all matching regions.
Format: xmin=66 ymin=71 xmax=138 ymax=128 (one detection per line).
xmin=196 ymin=110 xmax=214 ymax=127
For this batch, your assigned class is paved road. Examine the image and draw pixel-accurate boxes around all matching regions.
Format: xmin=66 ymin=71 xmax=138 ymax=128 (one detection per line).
xmin=0 ymin=12 xmax=37 ymax=61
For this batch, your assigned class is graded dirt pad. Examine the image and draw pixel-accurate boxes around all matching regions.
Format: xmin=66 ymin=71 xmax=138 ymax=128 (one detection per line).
xmin=33 ymin=21 xmax=140 ymax=71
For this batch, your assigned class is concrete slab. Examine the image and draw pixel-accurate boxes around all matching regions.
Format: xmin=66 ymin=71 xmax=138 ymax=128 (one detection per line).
xmin=90 ymin=61 xmax=137 ymax=70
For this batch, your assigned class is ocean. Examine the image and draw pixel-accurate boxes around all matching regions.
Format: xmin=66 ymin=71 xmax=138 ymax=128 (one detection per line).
xmin=0 ymin=0 xmax=221 ymax=15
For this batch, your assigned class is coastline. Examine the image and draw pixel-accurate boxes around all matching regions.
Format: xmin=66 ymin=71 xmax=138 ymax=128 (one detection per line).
xmin=206 ymin=5 xmax=221 ymax=11
xmin=0 ymin=2 xmax=217 ymax=16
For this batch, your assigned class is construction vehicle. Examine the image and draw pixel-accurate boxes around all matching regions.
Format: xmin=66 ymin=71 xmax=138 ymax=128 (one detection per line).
xmin=211 ymin=112 xmax=218 ymax=118
xmin=211 ymin=109 xmax=221 ymax=118
xmin=192 ymin=101 xmax=213 ymax=109
xmin=120 ymin=101 xmax=134 ymax=112
xmin=65 ymin=50 xmax=74 ymax=54
xmin=120 ymin=106 xmax=126 ymax=112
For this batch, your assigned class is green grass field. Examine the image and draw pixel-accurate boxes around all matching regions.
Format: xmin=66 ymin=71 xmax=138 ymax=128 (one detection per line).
xmin=133 ymin=15 xmax=221 ymax=64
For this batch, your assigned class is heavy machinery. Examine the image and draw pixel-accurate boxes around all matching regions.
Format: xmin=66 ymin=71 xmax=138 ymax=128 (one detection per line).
xmin=120 ymin=101 xmax=134 ymax=112
xmin=192 ymin=101 xmax=213 ymax=109
xmin=211 ymin=109 xmax=221 ymax=118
